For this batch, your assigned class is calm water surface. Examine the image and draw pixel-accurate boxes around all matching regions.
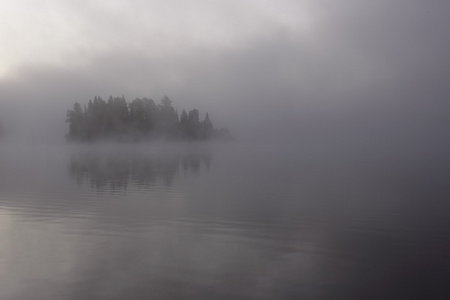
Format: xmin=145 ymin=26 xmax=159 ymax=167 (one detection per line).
xmin=0 ymin=142 xmax=449 ymax=299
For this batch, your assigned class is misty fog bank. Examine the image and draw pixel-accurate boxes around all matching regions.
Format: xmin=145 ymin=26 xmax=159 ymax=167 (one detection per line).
xmin=0 ymin=104 xmax=448 ymax=163
xmin=1 ymin=0 xmax=449 ymax=156
xmin=2 ymin=2 xmax=450 ymax=299
xmin=1 ymin=63 xmax=448 ymax=154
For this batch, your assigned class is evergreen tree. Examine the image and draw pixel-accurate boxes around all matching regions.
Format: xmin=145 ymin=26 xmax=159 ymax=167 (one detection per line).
xmin=142 ymin=98 xmax=158 ymax=134
xmin=65 ymin=102 xmax=83 ymax=139
xmin=201 ymin=112 xmax=213 ymax=139
xmin=129 ymin=98 xmax=145 ymax=134
xmin=187 ymin=109 xmax=200 ymax=139
xmin=65 ymin=95 xmax=224 ymax=141
xmin=156 ymin=96 xmax=179 ymax=136
xmin=179 ymin=109 xmax=189 ymax=138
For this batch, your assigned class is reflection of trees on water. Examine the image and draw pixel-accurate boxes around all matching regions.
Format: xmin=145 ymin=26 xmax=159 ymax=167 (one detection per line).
xmin=68 ymin=152 xmax=211 ymax=191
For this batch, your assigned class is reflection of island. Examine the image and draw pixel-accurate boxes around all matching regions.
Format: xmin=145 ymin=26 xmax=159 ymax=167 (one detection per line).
xmin=68 ymin=151 xmax=211 ymax=191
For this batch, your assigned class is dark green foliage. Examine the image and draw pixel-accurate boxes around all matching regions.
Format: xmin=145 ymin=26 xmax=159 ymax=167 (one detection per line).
xmin=65 ymin=95 xmax=227 ymax=142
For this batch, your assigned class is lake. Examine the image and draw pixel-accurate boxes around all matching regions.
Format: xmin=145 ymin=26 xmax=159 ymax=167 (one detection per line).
xmin=0 ymin=141 xmax=449 ymax=299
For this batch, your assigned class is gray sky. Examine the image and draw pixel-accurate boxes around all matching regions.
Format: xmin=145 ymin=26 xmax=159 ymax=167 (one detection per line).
xmin=0 ymin=0 xmax=449 ymax=146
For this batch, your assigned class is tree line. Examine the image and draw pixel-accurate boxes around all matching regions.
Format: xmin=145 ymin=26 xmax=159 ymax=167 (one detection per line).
xmin=66 ymin=95 xmax=231 ymax=141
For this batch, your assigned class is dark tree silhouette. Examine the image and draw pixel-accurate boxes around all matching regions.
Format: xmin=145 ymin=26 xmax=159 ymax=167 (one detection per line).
xmin=180 ymin=109 xmax=189 ymax=138
xmin=106 ymin=96 xmax=129 ymax=136
xmin=156 ymin=96 xmax=179 ymax=136
xmin=187 ymin=109 xmax=200 ymax=139
xmin=202 ymin=112 xmax=213 ymax=139
xmin=65 ymin=95 xmax=230 ymax=142
xmin=129 ymin=97 xmax=157 ymax=136
xmin=65 ymin=102 xmax=83 ymax=139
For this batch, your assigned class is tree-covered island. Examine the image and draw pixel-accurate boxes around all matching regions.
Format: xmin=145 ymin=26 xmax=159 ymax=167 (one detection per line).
xmin=65 ymin=96 xmax=231 ymax=141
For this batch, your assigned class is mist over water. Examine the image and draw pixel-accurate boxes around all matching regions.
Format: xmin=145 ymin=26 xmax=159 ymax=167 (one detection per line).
xmin=1 ymin=0 xmax=450 ymax=298
xmin=0 ymin=139 xmax=449 ymax=299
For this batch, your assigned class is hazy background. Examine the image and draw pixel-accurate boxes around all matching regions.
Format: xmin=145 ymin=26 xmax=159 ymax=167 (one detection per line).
xmin=0 ymin=0 xmax=449 ymax=150
xmin=1 ymin=3 xmax=450 ymax=298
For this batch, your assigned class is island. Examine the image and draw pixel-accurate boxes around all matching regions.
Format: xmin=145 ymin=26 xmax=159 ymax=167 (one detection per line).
xmin=65 ymin=95 xmax=231 ymax=141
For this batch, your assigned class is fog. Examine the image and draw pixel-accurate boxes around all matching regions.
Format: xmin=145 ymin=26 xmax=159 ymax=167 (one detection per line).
xmin=0 ymin=0 xmax=448 ymax=154
xmin=1 ymin=4 xmax=450 ymax=297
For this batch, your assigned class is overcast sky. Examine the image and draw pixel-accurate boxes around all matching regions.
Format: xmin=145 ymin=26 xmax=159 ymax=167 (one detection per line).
xmin=0 ymin=0 xmax=449 ymax=146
